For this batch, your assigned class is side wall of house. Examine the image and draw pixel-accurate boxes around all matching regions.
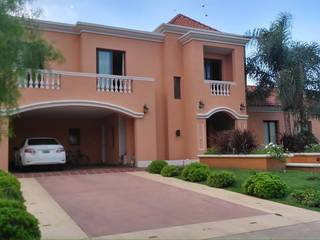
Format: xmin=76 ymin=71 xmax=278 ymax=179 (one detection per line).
xmin=248 ymin=110 xmax=320 ymax=145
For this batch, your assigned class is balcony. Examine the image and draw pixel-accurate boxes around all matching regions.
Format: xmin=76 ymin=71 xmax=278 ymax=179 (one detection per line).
xmin=205 ymin=80 xmax=235 ymax=96
xmin=19 ymin=69 xmax=153 ymax=93
xmin=16 ymin=69 xmax=155 ymax=114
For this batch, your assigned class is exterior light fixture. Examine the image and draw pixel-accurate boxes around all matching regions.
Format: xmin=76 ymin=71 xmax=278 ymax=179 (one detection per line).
xmin=143 ymin=104 xmax=149 ymax=114
xmin=175 ymin=129 xmax=181 ymax=137
xmin=198 ymin=100 xmax=205 ymax=109
xmin=240 ymin=103 xmax=246 ymax=111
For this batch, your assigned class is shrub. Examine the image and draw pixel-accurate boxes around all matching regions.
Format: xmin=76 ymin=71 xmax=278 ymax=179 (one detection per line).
xmin=181 ymin=163 xmax=209 ymax=182
xmin=305 ymin=144 xmax=320 ymax=153
xmin=243 ymin=173 xmax=288 ymax=199
xmin=282 ymin=131 xmax=318 ymax=152
xmin=0 ymin=207 xmax=41 ymax=240
xmin=206 ymin=171 xmax=236 ymax=188
xmin=205 ymin=147 xmax=219 ymax=154
xmin=160 ymin=165 xmax=180 ymax=177
xmin=0 ymin=176 xmax=23 ymax=202
xmin=147 ymin=160 xmax=168 ymax=174
xmin=291 ymin=189 xmax=320 ymax=208
xmin=265 ymin=143 xmax=287 ymax=161
xmin=213 ymin=130 xmax=257 ymax=154
xmin=0 ymin=199 xmax=26 ymax=210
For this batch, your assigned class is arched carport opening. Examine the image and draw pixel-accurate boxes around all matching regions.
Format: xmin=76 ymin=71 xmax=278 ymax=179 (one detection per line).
xmin=206 ymin=111 xmax=235 ymax=148
xmin=9 ymin=101 xmax=141 ymax=170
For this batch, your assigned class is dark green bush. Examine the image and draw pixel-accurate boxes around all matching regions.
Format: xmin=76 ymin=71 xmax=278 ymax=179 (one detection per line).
xmin=181 ymin=163 xmax=209 ymax=182
xmin=0 ymin=176 xmax=23 ymax=202
xmin=282 ymin=130 xmax=318 ymax=152
xmin=0 ymin=199 xmax=26 ymax=210
xmin=0 ymin=208 xmax=41 ymax=240
xmin=207 ymin=171 xmax=236 ymax=188
xmin=147 ymin=160 xmax=168 ymax=174
xmin=160 ymin=165 xmax=180 ymax=177
xmin=304 ymin=144 xmax=320 ymax=153
xmin=0 ymin=170 xmax=10 ymax=177
xmin=211 ymin=130 xmax=257 ymax=154
xmin=243 ymin=173 xmax=288 ymax=199
xmin=205 ymin=147 xmax=219 ymax=154
xmin=291 ymin=189 xmax=320 ymax=208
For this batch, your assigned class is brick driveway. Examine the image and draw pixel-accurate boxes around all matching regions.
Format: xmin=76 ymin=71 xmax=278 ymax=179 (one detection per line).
xmin=33 ymin=172 xmax=266 ymax=237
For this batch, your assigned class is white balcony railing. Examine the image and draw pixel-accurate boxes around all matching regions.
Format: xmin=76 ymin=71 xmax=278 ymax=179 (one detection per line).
xmin=18 ymin=69 xmax=61 ymax=90
xmin=18 ymin=69 xmax=154 ymax=93
xmin=205 ymin=80 xmax=235 ymax=96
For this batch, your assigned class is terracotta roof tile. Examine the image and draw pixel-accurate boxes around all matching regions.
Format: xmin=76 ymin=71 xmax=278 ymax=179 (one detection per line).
xmin=247 ymin=86 xmax=281 ymax=107
xmin=168 ymin=14 xmax=218 ymax=31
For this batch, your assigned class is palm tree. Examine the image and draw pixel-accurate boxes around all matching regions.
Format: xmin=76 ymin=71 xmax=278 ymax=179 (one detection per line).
xmin=247 ymin=13 xmax=320 ymax=134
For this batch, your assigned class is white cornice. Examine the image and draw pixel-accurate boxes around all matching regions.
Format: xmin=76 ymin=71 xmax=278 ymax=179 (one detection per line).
xmin=179 ymin=30 xmax=250 ymax=46
xmin=36 ymin=19 xmax=164 ymax=42
xmin=197 ymin=107 xmax=248 ymax=120
xmin=35 ymin=19 xmax=250 ymax=46
xmin=154 ymin=23 xmax=250 ymax=46
xmin=6 ymin=100 xmax=144 ymax=118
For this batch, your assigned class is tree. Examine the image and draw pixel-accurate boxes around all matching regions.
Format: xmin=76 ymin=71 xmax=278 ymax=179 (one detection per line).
xmin=247 ymin=13 xmax=320 ymax=134
xmin=0 ymin=0 xmax=62 ymax=138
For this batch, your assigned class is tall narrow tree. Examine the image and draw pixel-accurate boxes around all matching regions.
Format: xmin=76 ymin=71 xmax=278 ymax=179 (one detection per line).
xmin=0 ymin=0 xmax=62 ymax=138
xmin=247 ymin=13 xmax=320 ymax=134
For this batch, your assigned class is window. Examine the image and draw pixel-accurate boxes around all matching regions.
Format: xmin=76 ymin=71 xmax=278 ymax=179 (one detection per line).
xmin=204 ymin=59 xmax=222 ymax=80
xmin=174 ymin=76 xmax=181 ymax=99
xmin=97 ymin=49 xmax=125 ymax=75
xmin=69 ymin=128 xmax=80 ymax=146
xmin=28 ymin=138 xmax=59 ymax=145
xmin=264 ymin=121 xmax=278 ymax=144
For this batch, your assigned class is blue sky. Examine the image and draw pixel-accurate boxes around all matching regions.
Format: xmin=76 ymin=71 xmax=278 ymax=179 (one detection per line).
xmin=30 ymin=0 xmax=320 ymax=43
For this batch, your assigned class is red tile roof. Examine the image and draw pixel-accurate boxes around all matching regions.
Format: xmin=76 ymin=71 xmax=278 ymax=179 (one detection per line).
xmin=247 ymin=86 xmax=281 ymax=107
xmin=168 ymin=14 xmax=218 ymax=31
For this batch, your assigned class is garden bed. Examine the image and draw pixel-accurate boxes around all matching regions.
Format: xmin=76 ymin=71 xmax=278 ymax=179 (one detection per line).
xmin=288 ymin=153 xmax=320 ymax=163
xmin=198 ymin=154 xmax=287 ymax=171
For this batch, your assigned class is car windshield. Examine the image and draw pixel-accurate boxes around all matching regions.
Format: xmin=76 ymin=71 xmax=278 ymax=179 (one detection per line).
xmin=28 ymin=138 xmax=59 ymax=145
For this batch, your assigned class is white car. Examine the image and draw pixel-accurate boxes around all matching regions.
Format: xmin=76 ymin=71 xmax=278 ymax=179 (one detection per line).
xmin=15 ymin=137 xmax=66 ymax=168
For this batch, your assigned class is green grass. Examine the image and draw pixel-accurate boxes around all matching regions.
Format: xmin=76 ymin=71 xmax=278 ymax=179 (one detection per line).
xmin=203 ymin=168 xmax=320 ymax=211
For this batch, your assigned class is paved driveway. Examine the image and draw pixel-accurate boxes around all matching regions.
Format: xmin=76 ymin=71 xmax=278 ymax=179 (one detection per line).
xmin=36 ymin=172 xmax=265 ymax=237
xmin=19 ymin=170 xmax=320 ymax=239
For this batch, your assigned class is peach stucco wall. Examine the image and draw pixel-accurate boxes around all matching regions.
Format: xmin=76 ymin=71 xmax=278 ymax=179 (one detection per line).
xmin=182 ymin=40 xmax=247 ymax=158
xmin=248 ymin=110 xmax=320 ymax=145
xmin=0 ymin=23 xmax=250 ymax=170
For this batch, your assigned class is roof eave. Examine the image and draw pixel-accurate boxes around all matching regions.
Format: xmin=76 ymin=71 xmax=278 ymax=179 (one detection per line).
xmin=179 ymin=30 xmax=251 ymax=46
xmin=36 ymin=19 xmax=164 ymax=42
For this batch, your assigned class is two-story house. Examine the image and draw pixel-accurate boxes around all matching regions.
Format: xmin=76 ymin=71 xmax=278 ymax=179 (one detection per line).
xmin=0 ymin=14 xmax=253 ymax=170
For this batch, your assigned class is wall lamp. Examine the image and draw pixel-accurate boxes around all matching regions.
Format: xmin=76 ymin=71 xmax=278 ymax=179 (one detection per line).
xmin=240 ymin=103 xmax=246 ymax=111
xmin=198 ymin=100 xmax=205 ymax=109
xmin=143 ymin=104 xmax=149 ymax=114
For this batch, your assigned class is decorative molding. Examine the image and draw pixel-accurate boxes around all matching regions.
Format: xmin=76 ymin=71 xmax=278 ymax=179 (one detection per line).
xmin=155 ymin=24 xmax=250 ymax=46
xmin=6 ymin=100 xmax=145 ymax=118
xmin=199 ymin=154 xmax=294 ymax=158
xmin=136 ymin=159 xmax=199 ymax=168
xmin=39 ymin=69 xmax=155 ymax=82
xmin=292 ymin=153 xmax=320 ymax=156
xmin=179 ymin=30 xmax=250 ymax=46
xmin=196 ymin=107 xmax=248 ymax=120
xmin=287 ymin=163 xmax=320 ymax=168
xmin=36 ymin=19 xmax=164 ymax=42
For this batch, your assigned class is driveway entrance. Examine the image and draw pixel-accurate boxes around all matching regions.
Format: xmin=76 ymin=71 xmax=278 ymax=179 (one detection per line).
xmin=19 ymin=170 xmax=320 ymax=239
xmin=29 ymin=172 xmax=264 ymax=237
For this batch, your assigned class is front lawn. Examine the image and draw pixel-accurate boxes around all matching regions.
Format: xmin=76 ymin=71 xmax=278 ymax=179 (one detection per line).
xmin=207 ymin=168 xmax=320 ymax=211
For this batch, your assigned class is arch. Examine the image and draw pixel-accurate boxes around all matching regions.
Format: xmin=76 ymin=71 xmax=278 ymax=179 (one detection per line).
xmin=197 ymin=107 xmax=248 ymax=120
xmin=8 ymin=100 xmax=144 ymax=118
